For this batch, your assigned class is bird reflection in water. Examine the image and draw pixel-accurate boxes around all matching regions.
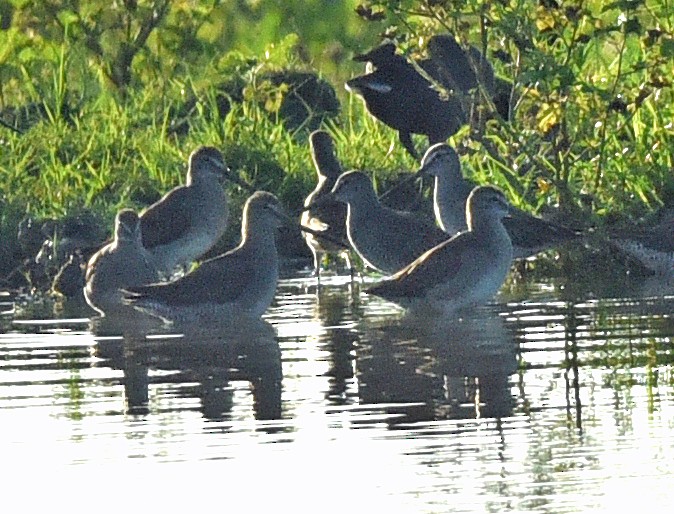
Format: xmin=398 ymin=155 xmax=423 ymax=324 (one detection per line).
xmin=356 ymin=305 xmax=518 ymax=424
xmin=92 ymin=315 xmax=282 ymax=421
xmin=309 ymin=284 xmax=362 ymax=404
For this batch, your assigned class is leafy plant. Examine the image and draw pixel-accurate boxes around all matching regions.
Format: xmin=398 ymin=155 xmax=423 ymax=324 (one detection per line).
xmin=355 ymin=0 xmax=674 ymax=221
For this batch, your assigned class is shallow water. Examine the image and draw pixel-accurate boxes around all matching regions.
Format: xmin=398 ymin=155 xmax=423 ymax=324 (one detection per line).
xmin=2 ymin=268 xmax=674 ymax=512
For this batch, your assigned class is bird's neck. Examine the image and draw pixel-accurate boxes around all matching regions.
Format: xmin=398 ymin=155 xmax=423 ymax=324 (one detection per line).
xmin=471 ymin=216 xmax=512 ymax=252
xmin=186 ymin=170 xmax=218 ymax=188
xmin=241 ymin=223 xmax=278 ymax=252
xmin=344 ymin=192 xmax=380 ymax=223
xmin=432 ymin=176 xmax=447 ymax=229
xmin=315 ymin=174 xmax=329 ymax=192
xmin=115 ymin=237 xmax=145 ymax=252
xmin=433 ymin=173 xmax=465 ymax=203
xmin=433 ymin=175 xmax=468 ymax=233
xmin=314 ymin=159 xmax=341 ymax=180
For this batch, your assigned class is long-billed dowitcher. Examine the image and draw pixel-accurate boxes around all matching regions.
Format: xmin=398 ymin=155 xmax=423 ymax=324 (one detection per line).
xmin=300 ymin=130 xmax=352 ymax=277
xmin=607 ymin=210 xmax=674 ymax=275
xmin=417 ymin=143 xmax=580 ymax=258
xmin=366 ymin=185 xmax=514 ymax=312
xmin=319 ymin=170 xmax=449 ymax=274
xmin=124 ymin=192 xmax=286 ymax=323
xmin=140 ymin=146 xmax=231 ymax=276
xmin=84 ymin=209 xmax=159 ymax=316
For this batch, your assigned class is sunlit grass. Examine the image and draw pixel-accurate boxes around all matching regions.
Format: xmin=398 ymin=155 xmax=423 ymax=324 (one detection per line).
xmin=2 ymin=0 xmax=674 ymax=259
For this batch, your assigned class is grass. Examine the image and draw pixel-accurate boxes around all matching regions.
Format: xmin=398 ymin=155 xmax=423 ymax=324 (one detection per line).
xmin=0 ymin=74 xmax=421 ymax=219
xmin=0 ymin=62 xmax=669 ymax=259
xmin=2 ymin=0 xmax=674 ymax=283
xmin=0 ymin=63 xmax=424 ymax=279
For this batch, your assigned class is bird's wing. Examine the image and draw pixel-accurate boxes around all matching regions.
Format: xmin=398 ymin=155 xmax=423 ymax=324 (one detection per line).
xmin=610 ymin=225 xmax=673 ymax=253
xmin=303 ymin=195 xmax=345 ymax=224
xmin=140 ymin=186 xmax=193 ymax=249
xmin=393 ymin=209 xmax=450 ymax=250
xmin=84 ymin=245 xmax=112 ymax=282
xmin=124 ymin=248 xmax=251 ymax=306
xmin=367 ymin=233 xmax=471 ymax=298
xmin=504 ymin=208 xmax=579 ymax=248
xmin=345 ymin=73 xmax=393 ymax=94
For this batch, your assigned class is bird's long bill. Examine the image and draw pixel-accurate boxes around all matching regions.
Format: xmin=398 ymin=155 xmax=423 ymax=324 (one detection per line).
xmin=300 ymin=194 xmax=335 ymax=213
xmin=222 ymin=169 xmax=257 ymax=194
xmin=504 ymin=204 xmax=522 ymax=220
xmin=377 ymin=172 xmax=419 ymax=202
xmin=352 ymin=51 xmax=371 ymax=63
xmin=297 ymin=224 xmax=350 ymax=249
xmin=274 ymin=207 xmax=297 ymax=226
xmin=119 ymin=223 xmax=137 ymax=242
xmin=344 ymin=77 xmax=362 ymax=94
xmin=414 ymin=159 xmax=434 ymax=179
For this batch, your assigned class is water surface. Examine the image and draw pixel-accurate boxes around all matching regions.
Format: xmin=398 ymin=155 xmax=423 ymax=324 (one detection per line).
xmin=1 ymin=269 xmax=673 ymax=512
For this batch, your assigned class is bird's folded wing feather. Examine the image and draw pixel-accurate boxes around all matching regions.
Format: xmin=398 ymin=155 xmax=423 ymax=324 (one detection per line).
xmin=140 ymin=187 xmax=193 ymax=249
xmin=504 ymin=209 xmax=578 ymax=248
xmin=368 ymin=233 xmax=469 ymax=298
xmin=125 ymin=250 xmax=251 ymax=306
xmin=393 ymin=209 xmax=449 ymax=248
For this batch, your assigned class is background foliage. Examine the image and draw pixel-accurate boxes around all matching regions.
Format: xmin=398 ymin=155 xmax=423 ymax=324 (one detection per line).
xmin=1 ymin=0 xmax=673 ymax=245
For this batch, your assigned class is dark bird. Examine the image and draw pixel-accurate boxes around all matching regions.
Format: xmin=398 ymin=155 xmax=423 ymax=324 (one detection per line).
xmin=346 ymin=42 xmax=465 ymax=160
xmin=423 ymin=34 xmax=494 ymax=94
xmin=346 ymin=35 xmax=510 ymax=159
xmin=423 ymin=34 xmax=512 ymax=121
xmin=51 ymin=250 xmax=87 ymax=299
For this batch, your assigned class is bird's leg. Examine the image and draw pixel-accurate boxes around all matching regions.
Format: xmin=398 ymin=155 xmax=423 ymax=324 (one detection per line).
xmin=399 ymin=131 xmax=419 ymax=160
xmin=344 ymin=252 xmax=356 ymax=284
xmin=310 ymin=249 xmax=322 ymax=278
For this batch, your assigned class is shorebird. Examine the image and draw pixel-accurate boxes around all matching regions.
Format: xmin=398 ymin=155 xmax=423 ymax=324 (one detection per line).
xmin=52 ymin=250 xmax=86 ymax=299
xmin=417 ymin=143 xmax=580 ymax=259
xmin=84 ymin=209 xmax=159 ymax=316
xmin=35 ymin=212 xmax=107 ymax=277
xmin=319 ymin=170 xmax=449 ymax=274
xmin=345 ymin=42 xmax=465 ymax=160
xmin=607 ymin=210 xmax=674 ymax=275
xmin=300 ymin=130 xmax=352 ymax=277
xmin=124 ymin=191 xmax=286 ymax=323
xmin=365 ymin=186 xmax=514 ymax=312
xmin=140 ymin=146 xmax=231 ymax=276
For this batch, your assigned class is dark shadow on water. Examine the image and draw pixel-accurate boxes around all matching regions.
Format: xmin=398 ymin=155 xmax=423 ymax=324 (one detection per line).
xmin=355 ymin=305 xmax=519 ymax=425
xmin=92 ymin=314 xmax=283 ymax=423
xmin=310 ymin=284 xmax=362 ymax=404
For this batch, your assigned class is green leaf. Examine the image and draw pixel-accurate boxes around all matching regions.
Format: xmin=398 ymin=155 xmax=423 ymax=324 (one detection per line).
xmin=8 ymin=0 xmax=32 ymax=8
xmin=601 ymin=0 xmax=644 ymax=13
xmin=661 ymin=37 xmax=674 ymax=58
xmin=56 ymin=9 xmax=80 ymax=27
xmin=17 ymin=45 xmax=40 ymax=62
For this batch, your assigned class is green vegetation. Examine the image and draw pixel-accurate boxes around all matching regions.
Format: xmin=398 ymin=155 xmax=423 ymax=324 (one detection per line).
xmin=1 ymin=0 xmax=673 ymax=274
